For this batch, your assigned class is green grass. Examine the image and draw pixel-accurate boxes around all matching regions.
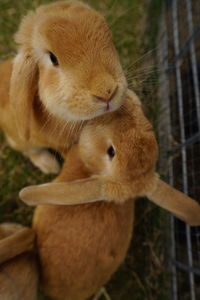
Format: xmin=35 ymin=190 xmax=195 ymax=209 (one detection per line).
xmin=0 ymin=0 xmax=169 ymax=299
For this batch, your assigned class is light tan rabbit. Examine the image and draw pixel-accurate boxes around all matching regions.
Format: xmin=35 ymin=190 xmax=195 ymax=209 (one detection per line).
xmin=19 ymin=91 xmax=200 ymax=300
xmin=0 ymin=0 xmax=127 ymax=174
xmin=0 ymin=223 xmax=38 ymax=300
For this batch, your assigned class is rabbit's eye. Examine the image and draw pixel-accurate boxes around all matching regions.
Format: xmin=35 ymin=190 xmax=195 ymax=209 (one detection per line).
xmin=49 ymin=52 xmax=59 ymax=66
xmin=107 ymin=146 xmax=115 ymax=159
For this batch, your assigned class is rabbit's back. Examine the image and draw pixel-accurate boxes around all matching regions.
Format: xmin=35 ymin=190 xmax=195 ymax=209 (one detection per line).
xmin=33 ymin=200 xmax=133 ymax=300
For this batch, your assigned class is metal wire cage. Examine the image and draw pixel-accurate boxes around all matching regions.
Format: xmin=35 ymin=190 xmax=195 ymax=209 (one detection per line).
xmin=158 ymin=0 xmax=200 ymax=299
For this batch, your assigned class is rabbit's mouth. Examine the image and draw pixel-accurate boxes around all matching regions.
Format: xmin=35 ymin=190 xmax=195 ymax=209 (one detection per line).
xmin=103 ymin=101 xmax=120 ymax=114
xmin=70 ymin=85 xmax=126 ymax=119
xmin=40 ymin=79 xmax=127 ymax=122
xmin=106 ymin=87 xmax=127 ymax=112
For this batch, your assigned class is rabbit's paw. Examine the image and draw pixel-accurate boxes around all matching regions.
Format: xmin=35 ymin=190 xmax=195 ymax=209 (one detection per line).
xmin=26 ymin=149 xmax=60 ymax=174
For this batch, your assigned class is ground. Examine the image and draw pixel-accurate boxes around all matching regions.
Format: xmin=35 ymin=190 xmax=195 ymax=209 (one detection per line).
xmin=0 ymin=0 xmax=169 ymax=299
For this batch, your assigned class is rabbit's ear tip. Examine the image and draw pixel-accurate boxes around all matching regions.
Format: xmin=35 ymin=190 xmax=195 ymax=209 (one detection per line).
xmin=19 ymin=187 xmax=37 ymax=207
xmin=19 ymin=186 xmax=34 ymax=201
xmin=19 ymin=187 xmax=27 ymax=199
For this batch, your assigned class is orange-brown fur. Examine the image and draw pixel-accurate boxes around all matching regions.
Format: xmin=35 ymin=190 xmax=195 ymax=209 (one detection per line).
xmin=0 ymin=224 xmax=38 ymax=300
xmin=0 ymin=253 xmax=37 ymax=300
xmin=20 ymin=91 xmax=200 ymax=300
xmin=21 ymin=91 xmax=157 ymax=299
xmin=0 ymin=1 xmax=127 ymax=173
xmin=19 ymin=91 xmax=200 ymax=299
xmin=34 ymin=148 xmax=134 ymax=300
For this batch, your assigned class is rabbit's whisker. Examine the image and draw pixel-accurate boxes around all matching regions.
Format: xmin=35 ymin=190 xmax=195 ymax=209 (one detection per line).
xmin=126 ymin=70 xmax=159 ymax=81
xmin=125 ymin=64 xmax=159 ymax=75
xmin=125 ymin=65 xmax=160 ymax=79
xmin=123 ymin=42 xmax=165 ymax=76
xmin=65 ymin=121 xmax=75 ymax=148
xmin=62 ymin=122 xmax=71 ymax=152
xmin=38 ymin=111 xmax=51 ymax=135
xmin=123 ymin=47 xmax=158 ymax=71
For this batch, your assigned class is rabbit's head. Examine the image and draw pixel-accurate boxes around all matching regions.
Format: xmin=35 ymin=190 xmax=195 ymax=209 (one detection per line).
xmin=78 ymin=90 xmax=158 ymax=200
xmin=10 ymin=1 xmax=127 ymax=139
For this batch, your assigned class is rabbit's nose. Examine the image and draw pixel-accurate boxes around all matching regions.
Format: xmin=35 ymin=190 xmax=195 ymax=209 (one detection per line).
xmin=94 ymin=86 xmax=118 ymax=103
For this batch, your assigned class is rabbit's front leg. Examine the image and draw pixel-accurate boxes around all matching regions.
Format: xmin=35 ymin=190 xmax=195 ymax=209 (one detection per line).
xmin=24 ymin=148 xmax=60 ymax=174
xmin=6 ymin=135 xmax=60 ymax=174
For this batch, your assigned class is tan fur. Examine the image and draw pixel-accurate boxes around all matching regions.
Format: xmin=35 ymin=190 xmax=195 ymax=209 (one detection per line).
xmin=0 ymin=1 xmax=127 ymax=173
xmin=18 ymin=91 xmax=153 ymax=299
xmin=147 ymin=180 xmax=200 ymax=226
xmin=18 ymin=90 xmax=200 ymax=299
xmin=0 ymin=253 xmax=38 ymax=300
xmin=0 ymin=223 xmax=38 ymax=300
xmin=33 ymin=145 xmax=134 ymax=300
xmin=0 ymin=226 xmax=35 ymax=264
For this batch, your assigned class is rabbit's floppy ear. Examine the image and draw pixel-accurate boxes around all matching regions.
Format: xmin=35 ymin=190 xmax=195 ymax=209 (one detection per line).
xmin=0 ymin=227 xmax=35 ymax=264
xmin=10 ymin=48 xmax=38 ymax=141
xmin=19 ymin=177 xmax=104 ymax=206
xmin=10 ymin=11 xmax=38 ymax=140
xmin=147 ymin=179 xmax=200 ymax=226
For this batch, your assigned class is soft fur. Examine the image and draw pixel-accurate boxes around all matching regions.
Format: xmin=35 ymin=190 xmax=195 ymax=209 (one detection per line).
xmin=20 ymin=90 xmax=200 ymax=300
xmin=0 ymin=0 xmax=127 ymax=173
xmin=33 ymin=151 xmax=134 ymax=300
xmin=0 ymin=223 xmax=38 ymax=300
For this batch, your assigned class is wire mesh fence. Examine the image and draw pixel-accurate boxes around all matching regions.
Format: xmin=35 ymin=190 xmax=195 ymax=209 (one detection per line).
xmin=158 ymin=0 xmax=200 ymax=299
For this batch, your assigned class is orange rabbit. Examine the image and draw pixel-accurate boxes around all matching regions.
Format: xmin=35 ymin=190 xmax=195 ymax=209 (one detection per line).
xmin=20 ymin=90 xmax=200 ymax=300
xmin=0 ymin=1 xmax=127 ymax=174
